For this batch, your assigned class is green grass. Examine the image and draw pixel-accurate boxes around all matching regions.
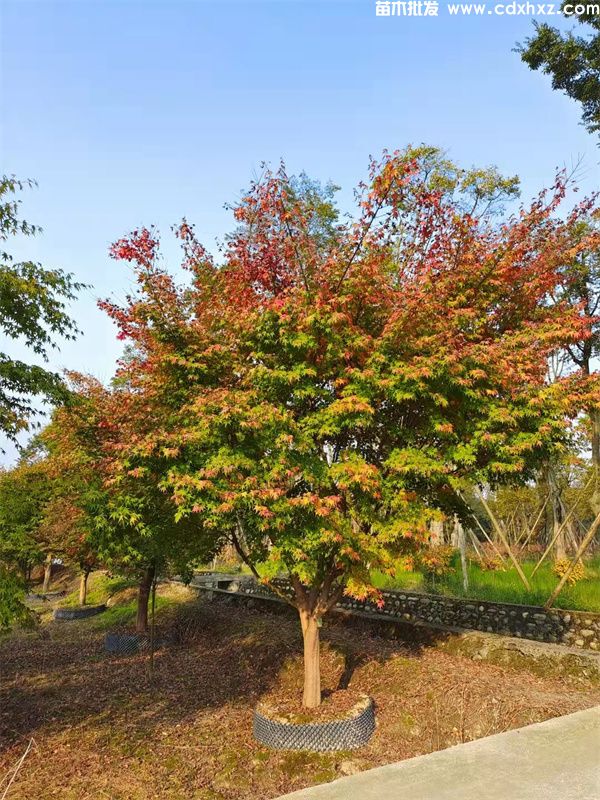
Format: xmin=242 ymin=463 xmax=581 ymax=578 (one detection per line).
xmin=373 ymin=555 xmax=600 ymax=612
xmin=88 ymin=593 xmax=180 ymax=630
xmin=89 ymin=600 xmax=138 ymax=630
xmin=59 ymin=573 xmax=133 ymax=608
xmin=372 ymin=568 xmax=424 ymax=593
xmin=205 ymin=553 xmax=600 ymax=613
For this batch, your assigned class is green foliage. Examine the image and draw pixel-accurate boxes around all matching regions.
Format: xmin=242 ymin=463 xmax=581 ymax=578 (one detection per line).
xmin=397 ymin=144 xmax=520 ymax=217
xmin=0 ymin=457 xmax=56 ymax=628
xmin=0 ymin=460 xmax=51 ymax=576
xmin=0 ymin=565 xmax=31 ymax=629
xmin=103 ymin=150 xmax=595 ymax=625
xmin=0 ymin=176 xmax=85 ymax=443
xmin=518 ymin=9 xmax=600 ymax=137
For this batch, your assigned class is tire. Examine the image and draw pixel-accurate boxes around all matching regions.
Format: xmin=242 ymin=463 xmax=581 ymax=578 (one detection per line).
xmin=53 ymin=604 xmax=106 ymax=621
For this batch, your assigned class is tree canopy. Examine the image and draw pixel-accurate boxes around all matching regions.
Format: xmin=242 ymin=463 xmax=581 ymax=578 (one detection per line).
xmin=45 ymin=372 xmax=223 ymax=631
xmin=0 ymin=176 xmax=84 ymax=445
xmin=101 ymin=147 xmax=599 ymax=705
xmin=518 ymin=8 xmax=600 ymax=138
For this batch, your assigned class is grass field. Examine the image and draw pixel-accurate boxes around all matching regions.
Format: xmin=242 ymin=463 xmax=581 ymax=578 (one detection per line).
xmin=2 ymin=576 xmax=599 ymax=799
xmin=372 ymin=555 xmax=600 ymax=612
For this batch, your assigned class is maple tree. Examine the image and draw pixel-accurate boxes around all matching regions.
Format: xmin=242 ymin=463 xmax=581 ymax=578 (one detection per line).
xmin=104 ymin=148 xmax=598 ymax=707
xmin=37 ymin=419 xmax=99 ymax=606
xmin=0 ymin=458 xmax=50 ymax=625
xmin=47 ymin=372 xmax=223 ymax=632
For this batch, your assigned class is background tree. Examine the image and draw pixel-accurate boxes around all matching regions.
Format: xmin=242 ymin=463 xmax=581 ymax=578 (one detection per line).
xmin=0 ymin=459 xmax=53 ymax=579
xmin=0 ymin=176 xmax=84 ymax=445
xmin=554 ymin=218 xmax=600 ymax=512
xmin=48 ymin=373 xmax=223 ymax=632
xmin=43 ymin=495 xmax=97 ymax=605
xmin=38 ymin=422 xmax=100 ymax=606
xmin=105 ymin=149 xmax=597 ymax=707
xmin=518 ymin=8 xmax=600 ymax=138
xmin=0 ymin=458 xmax=51 ymax=626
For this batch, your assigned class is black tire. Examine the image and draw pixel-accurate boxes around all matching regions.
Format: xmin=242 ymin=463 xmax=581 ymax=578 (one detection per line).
xmin=253 ymin=697 xmax=375 ymax=752
xmin=53 ymin=604 xmax=106 ymax=621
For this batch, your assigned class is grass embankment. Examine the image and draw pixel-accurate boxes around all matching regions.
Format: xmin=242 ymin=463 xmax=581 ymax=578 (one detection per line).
xmin=53 ymin=571 xmax=189 ymax=630
xmin=372 ymin=555 xmax=600 ymax=612
xmin=58 ymin=572 xmax=129 ymax=608
xmin=1 ymin=583 xmax=599 ymax=800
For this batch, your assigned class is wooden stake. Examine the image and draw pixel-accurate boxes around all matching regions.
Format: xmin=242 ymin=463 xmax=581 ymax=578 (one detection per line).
xmin=516 ymin=493 xmax=549 ymax=549
xmin=476 ymin=489 xmax=531 ymax=590
xmin=544 ymin=511 xmax=600 ymax=609
xmin=468 ymin=529 xmax=483 ymax=559
xmin=457 ymin=490 xmax=507 ymax=564
xmin=531 ymin=474 xmax=594 ymax=577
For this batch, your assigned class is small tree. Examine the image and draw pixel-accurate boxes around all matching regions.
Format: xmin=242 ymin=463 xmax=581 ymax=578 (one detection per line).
xmin=0 ymin=456 xmax=59 ymax=626
xmin=47 ymin=374 xmax=222 ymax=632
xmin=105 ymin=150 xmax=597 ymax=706
xmin=0 ymin=460 xmax=51 ymax=585
xmin=40 ymin=494 xmax=97 ymax=605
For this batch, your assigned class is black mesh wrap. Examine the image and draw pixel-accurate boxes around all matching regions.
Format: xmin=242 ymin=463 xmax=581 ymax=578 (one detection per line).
xmin=253 ymin=698 xmax=375 ymax=751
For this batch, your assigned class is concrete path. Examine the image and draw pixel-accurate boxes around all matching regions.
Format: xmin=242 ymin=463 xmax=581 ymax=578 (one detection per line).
xmin=277 ymin=705 xmax=600 ymax=800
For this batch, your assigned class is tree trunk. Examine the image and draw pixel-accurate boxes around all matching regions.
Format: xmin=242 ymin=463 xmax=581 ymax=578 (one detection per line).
xmin=79 ymin=570 xmax=89 ymax=606
xmin=548 ymin=470 xmax=566 ymax=560
xmin=429 ymin=518 xmax=444 ymax=546
xmin=136 ymin=565 xmax=155 ymax=633
xmin=456 ymin=517 xmax=469 ymax=593
xmin=300 ymin=609 xmax=321 ymax=708
xmin=42 ymin=555 xmax=52 ymax=593
xmin=591 ymin=409 xmax=600 ymax=515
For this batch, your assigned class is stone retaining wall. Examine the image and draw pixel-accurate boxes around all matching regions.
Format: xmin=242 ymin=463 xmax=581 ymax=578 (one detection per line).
xmin=201 ymin=575 xmax=600 ymax=651
xmin=337 ymin=590 xmax=600 ymax=651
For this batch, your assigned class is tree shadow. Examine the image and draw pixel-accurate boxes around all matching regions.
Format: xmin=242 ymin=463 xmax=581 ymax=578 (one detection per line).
xmin=0 ymin=589 xmax=435 ymax=754
xmin=0 ymin=593 xmax=297 ymax=750
xmin=336 ymin=652 xmax=366 ymax=691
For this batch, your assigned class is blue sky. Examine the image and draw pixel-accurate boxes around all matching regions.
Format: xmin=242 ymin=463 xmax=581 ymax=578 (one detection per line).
xmin=1 ymin=0 xmax=598 ymax=459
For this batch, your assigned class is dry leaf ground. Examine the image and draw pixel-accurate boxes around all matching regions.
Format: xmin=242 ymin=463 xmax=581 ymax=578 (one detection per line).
xmin=1 ymin=581 xmax=598 ymax=800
